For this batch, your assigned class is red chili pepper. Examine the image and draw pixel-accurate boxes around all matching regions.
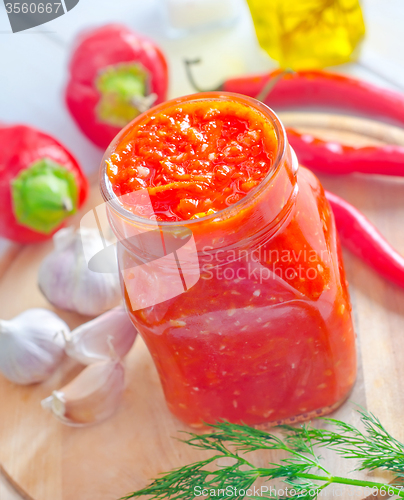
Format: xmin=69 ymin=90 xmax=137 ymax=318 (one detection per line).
xmin=287 ymin=128 xmax=404 ymax=176
xmin=185 ymin=62 xmax=404 ymax=127
xmin=224 ymin=70 xmax=404 ymax=127
xmin=325 ymin=190 xmax=404 ymax=289
xmin=0 ymin=125 xmax=89 ymax=244
xmin=66 ymin=24 xmax=169 ymax=149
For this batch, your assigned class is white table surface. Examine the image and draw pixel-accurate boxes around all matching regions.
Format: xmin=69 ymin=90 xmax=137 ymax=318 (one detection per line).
xmin=0 ymin=0 xmax=403 ymax=498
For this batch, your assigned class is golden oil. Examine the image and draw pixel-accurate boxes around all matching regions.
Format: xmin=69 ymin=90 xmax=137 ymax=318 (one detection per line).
xmin=247 ymin=0 xmax=365 ymax=69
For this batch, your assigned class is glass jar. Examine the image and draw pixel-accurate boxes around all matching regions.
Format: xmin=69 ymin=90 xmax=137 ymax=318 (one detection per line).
xmin=100 ymin=92 xmax=356 ymax=427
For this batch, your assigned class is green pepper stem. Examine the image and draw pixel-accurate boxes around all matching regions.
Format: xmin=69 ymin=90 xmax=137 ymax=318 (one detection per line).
xmin=96 ymin=62 xmax=153 ymax=128
xmin=11 ymin=158 xmax=78 ymax=234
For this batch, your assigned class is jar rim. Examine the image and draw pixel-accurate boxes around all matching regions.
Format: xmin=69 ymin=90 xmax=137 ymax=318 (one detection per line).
xmin=100 ymin=91 xmax=287 ymax=227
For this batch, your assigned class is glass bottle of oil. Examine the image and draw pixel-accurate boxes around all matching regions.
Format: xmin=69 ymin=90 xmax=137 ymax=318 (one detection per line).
xmin=246 ymin=0 xmax=365 ymax=69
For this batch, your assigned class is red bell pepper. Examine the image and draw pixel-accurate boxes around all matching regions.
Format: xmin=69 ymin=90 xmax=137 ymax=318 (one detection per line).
xmin=287 ymin=128 xmax=404 ymax=177
xmin=0 ymin=125 xmax=89 ymax=244
xmin=66 ymin=24 xmax=169 ymax=149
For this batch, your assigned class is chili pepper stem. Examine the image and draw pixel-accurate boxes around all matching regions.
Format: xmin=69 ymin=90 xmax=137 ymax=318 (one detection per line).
xmin=255 ymin=69 xmax=295 ymax=102
xmin=184 ymin=59 xmax=223 ymax=93
xmin=184 ymin=60 xmax=295 ymax=104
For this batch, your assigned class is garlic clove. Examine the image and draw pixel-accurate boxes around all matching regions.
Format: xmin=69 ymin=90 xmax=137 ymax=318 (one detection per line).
xmin=64 ymin=306 xmax=137 ymax=365
xmin=41 ymin=358 xmax=125 ymax=425
xmin=0 ymin=308 xmax=67 ymax=385
xmin=38 ymin=227 xmax=121 ymax=317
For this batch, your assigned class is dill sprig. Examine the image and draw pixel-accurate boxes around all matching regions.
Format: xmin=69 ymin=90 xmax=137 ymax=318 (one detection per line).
xmin=284 ymin=409 xmax=404 ymax=475
xmin=122 ymin=410 xmax=404 ymax=500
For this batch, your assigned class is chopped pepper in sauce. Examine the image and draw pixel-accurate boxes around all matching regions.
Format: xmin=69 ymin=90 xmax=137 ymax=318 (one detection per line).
xmin=107 ymin=100 xmax=277 ymax=220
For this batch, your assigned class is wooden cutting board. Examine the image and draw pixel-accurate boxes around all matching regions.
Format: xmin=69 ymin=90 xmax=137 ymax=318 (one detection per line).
xmin=1 ymin=113 xmax=404 ymax=500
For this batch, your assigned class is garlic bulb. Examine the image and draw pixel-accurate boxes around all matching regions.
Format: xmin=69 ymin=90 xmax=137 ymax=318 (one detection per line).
xmin=64 ymin=306 xmax=137 ymax=364
xmin=41 ymin=358 xmax=125 ymax=425
xmin=0 ymin=308 xmax=67 ymax=385
xmin=38 ymin=227 xmax=121 ymax=316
